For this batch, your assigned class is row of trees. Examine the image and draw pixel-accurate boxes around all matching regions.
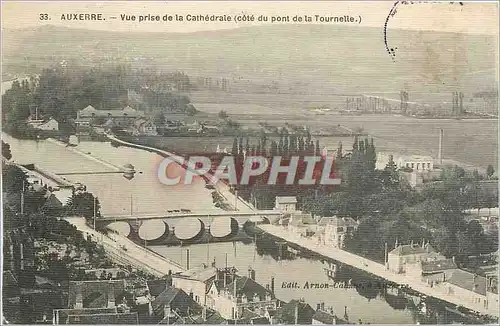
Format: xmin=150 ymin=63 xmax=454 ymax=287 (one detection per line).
xmin=230 ymin=127 xmax=322 ymax=158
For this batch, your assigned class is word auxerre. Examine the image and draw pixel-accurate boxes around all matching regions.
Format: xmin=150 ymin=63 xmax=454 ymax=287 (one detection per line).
xmin=60 ymin=13 xmax=105 ymax=20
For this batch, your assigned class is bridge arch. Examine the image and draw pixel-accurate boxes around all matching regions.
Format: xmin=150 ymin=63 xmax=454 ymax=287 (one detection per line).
xmin=209 ymin=216 xmax=239 ymax=238
xmin=107 ymin=221 xmax=131 ymax=237
xmin=138 ymin=220 xmax=169 ymax=241
xmin=174 ymin=218 xmax=205 ymax=241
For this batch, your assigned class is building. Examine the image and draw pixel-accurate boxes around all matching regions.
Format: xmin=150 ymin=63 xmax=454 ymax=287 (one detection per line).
xmin=53 ymin=307 xmax=138 ymax=325
xmin=28 ymin=117 xmax=59 ymax=131
xmin=312 ymin=305 xmax=347 ymax=325
xmin=171 ymin=264 xmax=218 ymax=306
xmin=206 ymin=268 xmax=277 ymax=320
xmin=442 ymin=269 xmax=499 ymax=315
xmin=150 ymin=286 xmax=202 ymax=323
xmin=132 ymin=118 xmax=158 ymax=136
xmin=276 ymin=299 xmax=315 ymax=324
xmin=68 ymin=280 xmax=125 ymax=309
xmin=275 ymin=196 xmax=298 ymax=212
xmin=316 ymin=216 xmax=358 ymax=248
xmin=75 ymin=105 xmax=144 ymax=129
xmin=387 ymin=243 xmax=444 ymax=274
xmin=376 ymin=152 xmax=434 ymax=171
xmin=406 ymin=258 xmax=458 ymax=286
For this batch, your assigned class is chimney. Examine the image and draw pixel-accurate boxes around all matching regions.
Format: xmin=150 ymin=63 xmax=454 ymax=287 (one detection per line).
xmin=271 ymin=277 xmax=275 ymax=294
xmin=316 ymin=303 xmax=321 ymax=311
xmin=321 ymin=302 xmax=325 ymax=311
xmin=164 ymin=304 xmax=171 ymax=319
xmin=438 ymin=129 xmax=443 ymax=164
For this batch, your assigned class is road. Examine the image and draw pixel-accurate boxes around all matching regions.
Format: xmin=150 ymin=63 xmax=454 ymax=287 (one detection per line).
xmin=65 ymin=216 xmax=185 ymax=276
xmin=258 ymin=224 xmax=499 ymax=319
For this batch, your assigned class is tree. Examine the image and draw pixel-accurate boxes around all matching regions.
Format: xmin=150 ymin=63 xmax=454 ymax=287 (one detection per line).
xmin=381 ymin=155 xmax=399 ymax=190
xmin=270 ymin=141 xmax=278 ymax=157
xmin=486 ymin=164 xmax=495 ymax=179
xmin=231 ymin=137 xmax=238 ymax=155
xmin=238 ymin=137 xmax=243 ymax=155
xmin=66 ymin=192 xmax=101 ymax=219
xmin=218 ymin=110 xmax=229 ymax=119
xmin=336 ymin=142 xmax=343 ymax=161
xmin=2 ymin=141 xmax=12 ymax=160
xmin=315 ymin=139 xmax=320 ymax=156
xmin=2 ymin=164 xmax=27 ymax=193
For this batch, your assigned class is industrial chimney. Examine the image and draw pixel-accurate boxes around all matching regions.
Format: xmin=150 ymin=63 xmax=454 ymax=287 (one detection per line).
xmin=438 ymin=129 xmax=444 ymax=165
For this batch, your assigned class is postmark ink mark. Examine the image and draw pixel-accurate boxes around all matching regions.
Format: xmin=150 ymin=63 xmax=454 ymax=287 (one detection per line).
xmin=384 ymin=1 xmax=464 ymax=61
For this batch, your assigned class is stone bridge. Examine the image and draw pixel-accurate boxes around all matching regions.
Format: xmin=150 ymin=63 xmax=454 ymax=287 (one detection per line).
xmin=96 ymin=210 xmax=282 ymax=245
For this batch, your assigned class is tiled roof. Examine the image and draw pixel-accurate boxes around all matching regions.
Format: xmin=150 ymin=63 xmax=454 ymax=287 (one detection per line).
xmin=276 ymin=196 xmax=297 ymax=204
xmin=54 ymin=308 xmax=117 ymax=324
xmin=3 ymin=270 xmax=18 ymax=287
xmin=389 ymin=244 xmax=428 ymax=256
xmin=147 ymin=279 xmax=169 ymax=297
xmin=312 ymin=310 xmax=336 ymax=324
xmin=151 ymin=287 xmax=201 ymax=318
xmin=447 ymin=270 xmax=489 ymax=295
xmin=421 ymin=259 xmax=457 ymax=273
xmin=66 ymin=312 xmax=138 ymax=324
xmin=222 ymin=276 xmax=274 ymax=301
xmin=175 ymin=264 xmax=217 ymax=282
xmin=276 ymin=299 xmax=315 ymax=324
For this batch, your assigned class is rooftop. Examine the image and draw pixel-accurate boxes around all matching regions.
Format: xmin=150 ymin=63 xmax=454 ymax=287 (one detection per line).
xmin=389 ymin=244 xmax=429 ymax=256
xmin=318 ymin=216 xmax=358 ymax=227
xmin=174 ymin=264 xmax=217 ymax=282
xmin=421 ymin=259 xmax=458 ymax=273
xmin=447 ymin=270 xmax=492 ymax=295
xmin=276 ymin=196 xmax=297 ymax=204
xmin=221 ymin=276 xmax=274 ymax=301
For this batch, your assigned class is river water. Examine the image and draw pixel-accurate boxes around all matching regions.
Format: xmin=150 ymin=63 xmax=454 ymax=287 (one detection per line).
xmin=4 ymin=134 xmax=478 ymax=324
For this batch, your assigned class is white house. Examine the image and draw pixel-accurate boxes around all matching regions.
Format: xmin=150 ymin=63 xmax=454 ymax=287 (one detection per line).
xmin=441 ymin=269 xmax=499 ymax=316
xmin=275 ymin=196 xmax=298 ymax=212
xmin=171 ymin=264 xmax=217 ymax=306
xmin=376 ymin=152 xmax=434 ymax=171
xmin=32 ymin=118 xmax=59 ymax=131
xmin=316 ymin=216 xmax=358 ymax=248
xmin=206 ymin=268 xmax=276 ymax=320
xmin=387 ymin=243 xmax=445 ymax=274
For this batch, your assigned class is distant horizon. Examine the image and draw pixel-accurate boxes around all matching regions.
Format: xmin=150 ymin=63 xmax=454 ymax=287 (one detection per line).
xmin=3 ymin=22 xmax=498 ymax=37
xmin=2 ymin=1 xmax=498 ymax=36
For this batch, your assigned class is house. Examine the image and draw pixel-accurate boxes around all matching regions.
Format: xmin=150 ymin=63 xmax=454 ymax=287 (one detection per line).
xmin=312 ymin=306 xmax=347 ymax=325
xmin=275 ymin=196 xmax=298 ymax=212
xmin=171 ymin=264 xmax=218 ymax=306
xmin=150 ymin=286 xmax=202 ymax=321
xmin=75 ymin=105 xmax=144 ymax=129
xmin=206 ymin=268 xmax=277 ymax=321
xmin=406 ymin=258 xmax=458 ymax=286
xmin=387 ymin=243 xmax=444 ymax=274
xmin=316 ymin=216 xmax=358 ymax=248
xmin=376 ymin=152 xmax=434 ymax=171
xmin=286 ymin=213 xmax=317 ymax=236
xmin=276 ymin=299 xmax=315 ymax=324
xmin=35 ymin=118 xmax=59 ymax=131
xmin=133 ymin=118 xmax=158 ymax=136
xmin=68 ymin=280 xmax=125 ymax=309
xmin=442 ymin=269 xmax=499 ymax=315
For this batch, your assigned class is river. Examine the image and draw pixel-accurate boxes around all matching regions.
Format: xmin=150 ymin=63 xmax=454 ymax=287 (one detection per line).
xmin=3 ymin=134 xmax=479 ymax=324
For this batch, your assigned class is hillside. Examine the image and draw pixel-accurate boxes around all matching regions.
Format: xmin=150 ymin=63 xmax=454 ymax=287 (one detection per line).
xmin=2 ymin=24 xmax=497 ymax=94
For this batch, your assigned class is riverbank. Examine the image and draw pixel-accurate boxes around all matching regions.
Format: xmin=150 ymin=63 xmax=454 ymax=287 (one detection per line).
xmin=257 ymin=224 xmax=499 ymax=319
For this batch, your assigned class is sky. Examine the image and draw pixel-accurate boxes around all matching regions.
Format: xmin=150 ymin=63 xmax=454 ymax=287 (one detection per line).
xmin=1 ymin=1 xmax=499 ymax=35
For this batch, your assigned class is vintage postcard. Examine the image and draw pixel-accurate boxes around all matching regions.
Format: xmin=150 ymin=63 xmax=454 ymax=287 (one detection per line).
xmin=1 ymin=0 xmax=499 ymax=324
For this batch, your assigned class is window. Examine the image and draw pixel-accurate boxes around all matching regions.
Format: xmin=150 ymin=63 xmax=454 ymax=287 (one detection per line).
xmin=416 ymin=163 xmax=420 ymax=170
xmin=411 ymin=163 xmax=415 ymax=168
xmin=337 ymin=227 xmax=344 ymax=232
xmin=427 ymin=163 xmax=431 ymax=169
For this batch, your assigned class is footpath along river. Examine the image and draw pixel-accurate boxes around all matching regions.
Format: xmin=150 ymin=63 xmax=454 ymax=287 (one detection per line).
xmin=4 ymin=134 xmax=476 ymax=324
